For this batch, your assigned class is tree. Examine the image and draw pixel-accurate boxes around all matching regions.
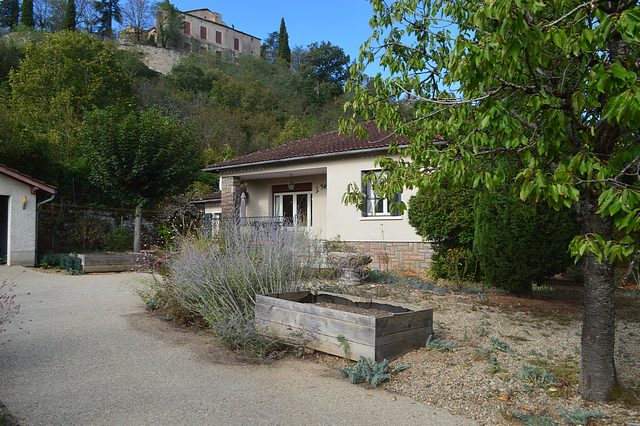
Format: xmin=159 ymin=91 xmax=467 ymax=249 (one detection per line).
xmin=260 ymin=31 xmax=278 ymax=63
xmin=93 ymin=0 xmax=121 ymax=38
xmin=82 ymin=106 xmax=199 ymax=252
xmin=276 ymin=17 xmax=291 ymax=64
xmin=342 ymin=0 xmax=639 ymax=401
xmin=155 ymin=0 xmax=181 ymax=48
xmin=10 ymin=31 xmax=131 ymax=157
xmin=0 ymin=0 xmax=19 ymax=28
xmin=121 ymin=0 xmax=153 ymax=44
xmin=63 ymin=0 xmax=76 ymax=29
xmin=21 ymin=0 xmax=34 ymax=27
xmin=294 ymin=41 xmax=350 ymax=101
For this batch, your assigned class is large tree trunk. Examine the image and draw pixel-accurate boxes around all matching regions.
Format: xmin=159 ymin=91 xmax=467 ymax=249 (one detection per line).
xmin=133 ymin=204 xmax=142 ymax=253
xmin=579 ymin=194 xmax=617 ymax=400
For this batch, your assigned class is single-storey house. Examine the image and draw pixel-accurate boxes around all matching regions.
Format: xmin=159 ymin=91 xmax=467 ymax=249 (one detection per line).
xmin=0 ymin=165 xmax=56 ymax=266
xmin=205 ymin=123 xmax=433 ymax=273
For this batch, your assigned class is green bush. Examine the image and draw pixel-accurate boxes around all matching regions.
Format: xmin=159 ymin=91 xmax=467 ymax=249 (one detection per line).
xmin=408 ymin=185 xmax=478 ymax=281
xmin=103 ymin=226 xmax=133 ymax=252
xmin=473 ymin=189 xmax=578 ymax=293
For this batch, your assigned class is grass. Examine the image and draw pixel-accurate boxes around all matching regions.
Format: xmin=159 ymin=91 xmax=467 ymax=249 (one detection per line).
xmin=528 ymin=356 xmax=580 ymax=386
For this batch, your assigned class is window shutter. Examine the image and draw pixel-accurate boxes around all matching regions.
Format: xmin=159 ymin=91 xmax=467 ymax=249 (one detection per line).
xmin=200 ymin=26 xmax=207 ymax=39
xmin=215 ymin=31 xmax=222 ymax=43
xmin=234 ymin=37 xmax=240 ymax=51
xmin=184 ymin=21 xmax=190 ymax=35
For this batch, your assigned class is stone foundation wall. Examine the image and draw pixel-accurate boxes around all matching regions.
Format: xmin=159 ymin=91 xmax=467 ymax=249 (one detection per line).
xmin=343 ymin=241 xmax=433 ymax=274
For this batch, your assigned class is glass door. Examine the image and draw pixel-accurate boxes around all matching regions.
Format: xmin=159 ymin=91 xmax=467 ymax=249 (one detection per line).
xmin=273 ymin=192 xmax=312 ymax=227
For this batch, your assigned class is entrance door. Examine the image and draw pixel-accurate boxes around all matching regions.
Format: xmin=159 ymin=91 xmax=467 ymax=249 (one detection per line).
xmin=0 ymin=196 xmax=8 ymax=264
xmin=273 ymin=192 xmax=312 ymax=227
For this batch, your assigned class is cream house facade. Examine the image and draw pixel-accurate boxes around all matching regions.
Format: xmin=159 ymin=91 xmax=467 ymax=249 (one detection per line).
xmin=206 ymin=124 xmax=433 ymax=273
xmin=0 ymin=165 xmax=56 ymax=266
xmin=180 ymin=9 xmax=260 ymax=58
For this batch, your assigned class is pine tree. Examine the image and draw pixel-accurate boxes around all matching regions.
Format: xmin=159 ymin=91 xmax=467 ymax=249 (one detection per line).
xmin=21 ymin=0 xmax=34 ymax=28
xmin=63 ymin=0 xmax=76 ymax=30
xmin=276 ymin=17 xmax=291 ymax=64
xmin=0 ymin=0 xmax=19 ymax=28
xmin=93 ymin=0 xmax=121 ymax=38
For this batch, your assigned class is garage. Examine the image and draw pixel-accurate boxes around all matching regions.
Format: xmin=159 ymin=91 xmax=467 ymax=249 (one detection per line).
xmin=0 ymin=165 xmax=56 ymax=266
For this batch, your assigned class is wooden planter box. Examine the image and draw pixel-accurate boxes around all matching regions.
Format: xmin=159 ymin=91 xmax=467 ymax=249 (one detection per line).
xmin=77 ymin=253 xmax=149 ymax=273
xmin=255 ymin=291 xmax=433 ymax=361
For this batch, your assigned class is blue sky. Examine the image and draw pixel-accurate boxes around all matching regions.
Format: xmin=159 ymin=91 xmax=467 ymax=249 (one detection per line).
xmin=173 ymin=0 xmax=380 ymax=72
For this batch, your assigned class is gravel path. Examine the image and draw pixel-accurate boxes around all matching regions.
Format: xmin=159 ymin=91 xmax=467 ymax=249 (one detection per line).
xmin=0 ymin=266 xmax=474 ymax=426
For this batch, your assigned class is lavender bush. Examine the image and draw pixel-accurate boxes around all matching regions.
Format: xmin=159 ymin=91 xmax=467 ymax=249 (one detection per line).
xmin=144 ymin=222 xmax=319 ymax=353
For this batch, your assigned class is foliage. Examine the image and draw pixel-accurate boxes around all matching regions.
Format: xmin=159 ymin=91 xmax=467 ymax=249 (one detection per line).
xmin=61 ymin=253 xmax=82 ymax=274
xmin=425 ymin=335 xmax=457 ymax=352
xmin=143 ymin=224 xmax=319 ymax=354
xmin=276 ymin=17 xmax=290 ymax=64
xmin=155 ymin=0 xmax=181 ymax=49
xmin=10 ymin=31 xmax=131 ymax=156
xmin=93 ymin=0 xmax=121 ymax=38
xmin=408 ymin=184 xmax=478 ymax=281
xmin=103 ymin=226 xmax=133 ymax=251
xmin=81 ymin=105 xmax=199 ymax=208
xmin=339 ymin=357 xmax=391 ymax=387
xmin=294 ymin=41 xmax=350 ymax=102
xmin=121 ymin=0 xmax=154 ymax=44
xmin=558 ymin=407 xmax=602 ymax=425
xmin=512 ymin=411 xmax=557 ymax=426
xmin=336 ymin=334 xmax=351 ymax=358
xmin=63 ymin=0 xmax=76 ymax=30
xmin=519 ymin=366 xmax=561 ymax=392
xmin=21 ymin=0 xmax=34 ymax=27
xmin=0 ymin=280 xmax=20 ymax=337
xmin=474 ymin=188 xmax=578 ymax=293
xmin=0 ymin=0 xmax=19 ymax=28
xmin=260 ymin=30 xmax=278 ymax=63
xmin=341 ymin=0 xmax=640 ymax=400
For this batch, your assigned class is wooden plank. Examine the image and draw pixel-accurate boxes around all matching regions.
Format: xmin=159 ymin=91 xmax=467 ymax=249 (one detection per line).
xmin=375 ymin=310 xmax=433 ymax=336
xmin=376 ymin=326 xmax=432 ymax=346
xmin=263 ymin=291 xmax=312 ymax=302
xmin=319 ymin=291 xmax=425 ymax=312
xmin=82 ymin=265 xmax=139 ymax=273
xmin=255 ymin=319 xmax=375 ymax=361
xmin=376 ymin=332 xmax=430 ymax=361
xmin=255 ymin=302 xmax=375 ymax=346
xmin=256 ymin=295 xmax=376 ymax=327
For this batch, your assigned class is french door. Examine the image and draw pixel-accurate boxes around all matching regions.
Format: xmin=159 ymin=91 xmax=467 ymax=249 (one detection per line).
xmin=273 ymin=192 xmax=312 ymax=227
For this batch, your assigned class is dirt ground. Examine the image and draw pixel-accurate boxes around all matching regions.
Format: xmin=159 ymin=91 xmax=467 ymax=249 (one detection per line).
xmin=308 ymin=278 xmax=640 ymax=426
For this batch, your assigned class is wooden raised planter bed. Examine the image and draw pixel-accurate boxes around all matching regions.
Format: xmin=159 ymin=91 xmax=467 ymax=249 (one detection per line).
xmin=255 ymin=291 xmax=433 ymax=361
xmin=77 ymin=253 xmax=149 ymax=273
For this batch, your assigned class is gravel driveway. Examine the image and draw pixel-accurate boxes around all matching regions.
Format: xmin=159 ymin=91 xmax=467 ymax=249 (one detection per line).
xmin=0 ymin=266 xmax=475 ymax=426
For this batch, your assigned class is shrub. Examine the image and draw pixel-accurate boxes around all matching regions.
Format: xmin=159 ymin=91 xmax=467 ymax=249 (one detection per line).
xmin=408 ymin=185 xmax=479 ymax=281
xmin=141 ymin=222 xmax=319 ymax=354
xmin=473 ymin=188 xmax=578 ymax=293
xmin=103 ymin=226 xmax=133 ymax=252
xmin=61 ymin=253 xmax=82 ymax=275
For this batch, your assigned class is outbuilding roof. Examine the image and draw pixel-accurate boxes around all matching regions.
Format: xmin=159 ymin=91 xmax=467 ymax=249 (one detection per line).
xmin=0 ymin=164 xmax=56 ymax=194
xmin=205 ymin=122 xmax=407 ymax=172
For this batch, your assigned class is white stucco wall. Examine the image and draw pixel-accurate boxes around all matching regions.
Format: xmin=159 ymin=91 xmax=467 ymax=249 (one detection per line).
xmin=221 ymin=154 xmax=421 ymax=243
xmin=0 ymin=173 xmax=38 ymax=266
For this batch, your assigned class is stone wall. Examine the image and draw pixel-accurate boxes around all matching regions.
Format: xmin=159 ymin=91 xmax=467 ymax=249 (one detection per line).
xmin=342 ymin=241 xmax=433 ymax=274
xmin=119 ymin=44 xmax=185 ymax=75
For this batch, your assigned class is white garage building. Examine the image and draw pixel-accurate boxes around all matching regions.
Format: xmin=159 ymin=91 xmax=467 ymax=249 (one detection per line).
xmin=0 ymin=165 xmax=56 ymax=266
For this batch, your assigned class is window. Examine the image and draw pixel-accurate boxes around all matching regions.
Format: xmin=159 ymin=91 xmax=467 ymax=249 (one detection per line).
xmin=200 ymin=26 xmax=207 ymax=39
xmin=215 ymin=30 xmax=222 ymax=44
xmin=183 ymin=21 xmax=190 ymax=35
xmin=233 ymin=37 xmax=240 ymax=51
xmin=362 ymin=171 xmax=402 ymax=217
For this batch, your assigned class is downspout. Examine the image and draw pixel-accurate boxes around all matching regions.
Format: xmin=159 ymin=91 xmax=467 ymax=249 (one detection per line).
xmin=35 ymin=192 xmax=56 ymax=265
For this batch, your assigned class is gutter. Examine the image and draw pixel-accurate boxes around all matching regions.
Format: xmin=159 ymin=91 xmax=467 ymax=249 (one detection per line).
xmin=204 ymin=145 xmax=408 ymax=173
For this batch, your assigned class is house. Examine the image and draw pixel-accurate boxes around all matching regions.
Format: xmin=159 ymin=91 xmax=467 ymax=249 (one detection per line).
xmin=205 ymin=123 xmax=433 ymax=273
xmin=0 ymin=165 xmax=56 ymax=266
xmin=179 ymin=9 xmax=261 ymax=58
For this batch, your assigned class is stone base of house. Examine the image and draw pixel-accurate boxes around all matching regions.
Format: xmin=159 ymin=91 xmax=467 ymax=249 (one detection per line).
xmin=340 ymin=241 xmax=433 ymax=274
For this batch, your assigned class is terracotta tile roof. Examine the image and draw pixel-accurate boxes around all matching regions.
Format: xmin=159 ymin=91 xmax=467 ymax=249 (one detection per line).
xmin=205 ymin=122 xmax=407 ymax=171
xmin=191 ymin=191 xmax=221 ymax=204
xmin=0 ymin=164 xmax=56 ymax=194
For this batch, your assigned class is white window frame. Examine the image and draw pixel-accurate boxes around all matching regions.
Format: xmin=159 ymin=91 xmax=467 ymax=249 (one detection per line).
xmin=362 ymin=170 xmax=401 ymax=217
xmin=273 ymin=191 xmax=313 ymax=227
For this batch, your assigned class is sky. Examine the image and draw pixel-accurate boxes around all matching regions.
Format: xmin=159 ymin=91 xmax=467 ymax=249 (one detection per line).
xmin=172 ymin=0 xmax=381 ymax=73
